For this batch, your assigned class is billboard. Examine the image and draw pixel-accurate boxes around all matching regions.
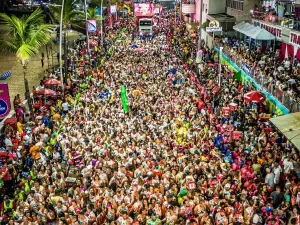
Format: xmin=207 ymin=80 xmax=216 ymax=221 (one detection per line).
xmin=87 ymin=20 xmax=97 ymax=33
xmin=182 ymin=4 xmax=195 ymax=14
xmin=0 ymin=84 xmax=11 ymax=119
xmin=134 ymin=3 xmax=153 ymax=16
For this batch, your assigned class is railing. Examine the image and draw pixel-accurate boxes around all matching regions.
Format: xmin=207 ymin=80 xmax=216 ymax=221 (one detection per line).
xmin=251 ymin=10 xmax=300 ymax=31
xmin=216 ymin=42 xmax=300 ymax=113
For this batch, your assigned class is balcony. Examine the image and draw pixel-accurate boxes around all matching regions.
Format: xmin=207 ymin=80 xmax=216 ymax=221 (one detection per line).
xmin=250 ymin=10 xmax=300 ymax=31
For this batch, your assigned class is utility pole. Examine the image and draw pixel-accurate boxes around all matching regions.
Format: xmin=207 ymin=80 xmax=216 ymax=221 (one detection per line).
xmin=84 ymin=0 xmax=90 ymax=62
xmin=198 ymin=0 xmax=203 ymax=50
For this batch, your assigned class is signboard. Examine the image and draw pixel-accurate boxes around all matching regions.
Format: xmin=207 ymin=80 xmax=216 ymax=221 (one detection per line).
xmin=206 ymin=20 xmax=222 ymax=32
xmin=252 ymin=19 xmax=282 ymax=40
xmin=290 ymin=31 xmax=300 ymax=47
xmin=110 ymin=5 xmax=117 ymax=14
xmin=206 ymin=27 xmax=222 ymax=32
xmin=87 ymin=20 xmax=97 ymax=33
xmin=134 ymin=3 xmax=153 ymax=16
xmin=0 ymin=84 xmax=11 ymax=119
xmin=182 ymin=4 xmax=195 ymax=14
xmin=240 ymin=62 xmax=252 ymax=75
xmin=196 ymin=50 xmax=203 ymax=63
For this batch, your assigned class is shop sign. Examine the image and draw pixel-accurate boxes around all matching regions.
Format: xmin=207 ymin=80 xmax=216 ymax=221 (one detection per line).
xmin=252 ymin=19 xmax=282 ymax=40
xmin=290 ymin=31 xmax=300 ymax=47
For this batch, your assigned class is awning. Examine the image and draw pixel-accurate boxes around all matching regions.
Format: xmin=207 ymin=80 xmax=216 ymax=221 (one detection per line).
xmin=270 ymin=112 xmax=300 ymax=150
xmin=233 ymin=21 xmax=247 ymax=33
xmin=247 ymin=27 xmax=275 ymax=40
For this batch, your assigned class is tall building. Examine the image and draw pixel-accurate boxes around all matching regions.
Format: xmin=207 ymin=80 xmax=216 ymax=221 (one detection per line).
xmin=226 ymin=0 xmax=260 ymax=22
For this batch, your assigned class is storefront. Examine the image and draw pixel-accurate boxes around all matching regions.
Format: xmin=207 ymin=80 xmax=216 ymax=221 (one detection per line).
xmin=253 ymin=19 xmax=300 ymax=60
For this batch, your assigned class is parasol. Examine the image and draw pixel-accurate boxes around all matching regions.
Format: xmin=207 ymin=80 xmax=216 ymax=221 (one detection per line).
xmin=36 ymin=88 xmax=57 ymax=97
xmin=244 ymin=91 xmax=266 ymax=103
xmin=44 ymin=79 xmax=61 ymax=86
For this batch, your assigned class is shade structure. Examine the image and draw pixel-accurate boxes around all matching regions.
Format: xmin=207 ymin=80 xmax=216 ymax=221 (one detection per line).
xmin=233 ymin=21 xmax=247 ymax=33
xmin=36 ymin=88 xmax=57 ymax=97
xmin=133 ymin=48 xmax=145 ymax=53
xmin=247 ymin=27 xmax=275 ymax=40
xmin=44 ymin=79 xmax=61 ymax=86
xmin=270 ymin=112 xmax=300 ymax=151
xmin=244 ymin=91 xmax=266 ymax=103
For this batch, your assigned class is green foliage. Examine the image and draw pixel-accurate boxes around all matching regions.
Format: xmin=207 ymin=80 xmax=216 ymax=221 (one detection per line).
xmin=49 ymin=0 xmax=82 ymax=25
xmin=0 ymin=9 xmax=53 ymax=64
xmin=89 ymin=0 xmax=108 ymax=8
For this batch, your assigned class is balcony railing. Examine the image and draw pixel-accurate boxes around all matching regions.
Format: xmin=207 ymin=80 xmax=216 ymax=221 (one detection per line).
xmin=250 ymin=10 xmax=300 ymax=31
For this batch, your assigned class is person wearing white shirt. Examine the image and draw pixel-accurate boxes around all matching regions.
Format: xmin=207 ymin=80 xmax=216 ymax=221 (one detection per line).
xmin=273 ymin=163 xmax=282 ymax=185
xmin=283 ymin=156 xmax=294 ymax=174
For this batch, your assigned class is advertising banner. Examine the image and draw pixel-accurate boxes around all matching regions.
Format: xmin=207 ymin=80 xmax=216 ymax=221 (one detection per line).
xmin=290 ymin=31 xmax=300 ymax=47
xmin=134 ymin=3 xmax=153 ymax=16
xmin=0 ymin=84 xmax=11 ymax=119
xmin=182 ymin=4 xmax=195 ymax=14
xmin=87 ymin=20 xmax=97 ymax=33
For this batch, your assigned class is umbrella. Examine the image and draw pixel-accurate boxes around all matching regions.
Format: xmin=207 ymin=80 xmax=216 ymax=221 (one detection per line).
xmin=133 ymin=48 xmax=145 ymax=53
xmin=244 ymin=91 xmax=265 ymax=103
xmin=44 ymin=79 xmax=61 ymax=86
xmin=36 ymin=88 xmax=57 ymax=97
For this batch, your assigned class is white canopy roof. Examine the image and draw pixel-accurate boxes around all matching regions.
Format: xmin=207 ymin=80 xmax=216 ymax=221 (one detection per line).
xmin=233 ymin=21 xmax=247 ymax=32
xmin=247 ymin=27 xmax=275 ymax=40
xmin=233 ymin=21 xmax=275 ymax=40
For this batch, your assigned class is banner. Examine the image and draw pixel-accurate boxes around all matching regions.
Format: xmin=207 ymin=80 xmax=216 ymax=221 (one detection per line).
xmin=0 ymin=84 xmax=11 ymax=119
xmin=196 ymin=50 xmax=203 ymax=63
xmin=87 ymin=20 xmax=97 ymax=33
xmin=240 ymin=62 xmax=252 ymax=75
xmin=121 ymin=86 xmax=129 ymax=113
xmin=111 ymin=5 xmax=117 ymax=14
xmin=134 ymin=3 xmax=153 ymax=16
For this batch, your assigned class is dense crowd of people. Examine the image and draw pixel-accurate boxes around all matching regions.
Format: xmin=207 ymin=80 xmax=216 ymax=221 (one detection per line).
xmin=216 ymin=37 xmax=300 ymax=112
xmin=1 ymin=11 xmax=300 ymax=225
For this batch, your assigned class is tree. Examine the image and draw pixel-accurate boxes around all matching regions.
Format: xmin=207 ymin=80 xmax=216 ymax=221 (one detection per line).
xmin=49 ymin=0 xmax=82 ymax=26
xmin=89 ymin=0 xmax=108 ymax=8
xmin=0 ymin=9 xmax=53 ymax=112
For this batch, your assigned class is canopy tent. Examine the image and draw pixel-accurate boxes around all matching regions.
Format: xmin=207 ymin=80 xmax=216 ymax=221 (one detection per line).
xmin=239 ymin=24 xmax=257 ymax=35
xmin=233 ymin=21 xmax=247 ymax=33
xmin=270 ymin=112 xmax=300 ymax=150
xmin=247 ymin=27 xmax=275 ymax=40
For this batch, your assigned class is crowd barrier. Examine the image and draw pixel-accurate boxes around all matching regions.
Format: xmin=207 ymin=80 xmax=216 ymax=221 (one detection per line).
xmin=215 ymin=47 xmax=290 ymax=116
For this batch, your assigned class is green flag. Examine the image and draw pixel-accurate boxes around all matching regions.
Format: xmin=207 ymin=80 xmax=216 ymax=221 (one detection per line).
xmin=121 ymin=86 xmax=129 ymax=113
xmin=233 ymin=70 xmax=242 ymax=82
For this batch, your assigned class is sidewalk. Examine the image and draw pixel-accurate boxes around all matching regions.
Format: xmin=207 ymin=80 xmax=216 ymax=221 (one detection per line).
xmin=0 ymin=25 xmax=80 ymax=107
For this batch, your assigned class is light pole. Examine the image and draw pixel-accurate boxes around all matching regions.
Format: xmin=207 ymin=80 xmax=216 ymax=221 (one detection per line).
xmin=197 ymin=0 xmax=203 ymax=50
xmin=49 ymin=3 xmax=64 ymax=91
xmin=219 ymin=47 xmax=223 ymax=87
xmin=100 ymin=0 xmax=104 ymax=47
xmin=84 ymin=0 xmax=90 ymax=61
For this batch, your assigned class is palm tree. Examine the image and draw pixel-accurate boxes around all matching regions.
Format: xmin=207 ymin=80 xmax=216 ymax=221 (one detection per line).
xmin=0 ymin=9 xmax=53 ymax=112
xmin=49 ymin=0 xmax=82 ymax=26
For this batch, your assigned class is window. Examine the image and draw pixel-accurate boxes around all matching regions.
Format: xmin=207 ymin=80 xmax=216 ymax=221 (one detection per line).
xmin=139 ymin=20 xmax=152 ymax=26
xmin=226 ymin=0 xmax=244 ymax=11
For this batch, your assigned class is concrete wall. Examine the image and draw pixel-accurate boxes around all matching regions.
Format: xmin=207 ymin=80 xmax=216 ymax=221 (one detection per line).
xmin=227 ymin=0 xmax=260 ymax=22
xmin=208 ymin=0 xmax=226 ymax=14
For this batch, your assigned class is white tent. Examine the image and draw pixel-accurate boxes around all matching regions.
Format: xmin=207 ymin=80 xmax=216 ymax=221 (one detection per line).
xmin=247 ymin=27 xmax=275 ymax=40
xmin=233 ymin=21 xmax=247 ymax=33
xmin=239 ymin=24 xmax=257 ymax=36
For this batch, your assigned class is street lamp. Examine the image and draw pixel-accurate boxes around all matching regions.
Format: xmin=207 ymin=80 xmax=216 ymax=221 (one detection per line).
xmin=84 ymin=0 xmax=90 ymax=61
xmin=219 ymin=47 xmax=223 ymax=87
xmin=100 ymin=0 xmax=104 ymax=47
xmin=49 ymin=3 xmax=65 ymax=92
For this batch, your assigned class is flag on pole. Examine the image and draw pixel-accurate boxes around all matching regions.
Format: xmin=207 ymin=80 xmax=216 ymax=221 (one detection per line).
xmin=121 ymin=85 xmax=129 ymax=113
xmin=233 ymin=70 xmax=242 ymax=82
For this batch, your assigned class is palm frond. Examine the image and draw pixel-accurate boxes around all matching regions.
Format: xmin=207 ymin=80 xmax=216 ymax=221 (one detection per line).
xmin=28 ymin=25 xmax=53 ymax=48
xmin=25 ymin=9 xmax=44 ymax=27
xmin=16 ymin=44 xmax=38 ymax=63
xmin=0 ymin=40 xmax=18 ymax=53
